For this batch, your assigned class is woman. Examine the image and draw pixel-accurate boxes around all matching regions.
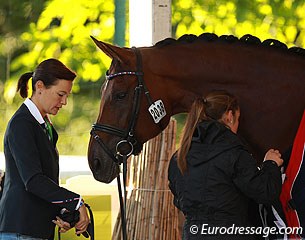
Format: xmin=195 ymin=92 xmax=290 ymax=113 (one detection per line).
xmin=0 ymin=59 xmax=90 ymax=240
xmin=168 ymin=90 xmax=283 ymax=240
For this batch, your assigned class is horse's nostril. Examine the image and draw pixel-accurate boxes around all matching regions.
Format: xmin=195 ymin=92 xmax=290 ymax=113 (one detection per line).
xmin=93 ymin=158 xmax=101 ymax=170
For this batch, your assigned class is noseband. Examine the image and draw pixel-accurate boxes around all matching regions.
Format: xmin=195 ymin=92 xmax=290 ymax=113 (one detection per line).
xmin=90 ymin=47 xmax=155 ymax=164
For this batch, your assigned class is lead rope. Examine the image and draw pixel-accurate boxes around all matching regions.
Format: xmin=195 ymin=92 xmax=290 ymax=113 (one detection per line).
xmin=84 ymin=203 xmax=94 ymax=240
xmin=57 ymin=203 xmax=94 ymax=240
xmin=117 ymin=155 xmax=128 ymax=240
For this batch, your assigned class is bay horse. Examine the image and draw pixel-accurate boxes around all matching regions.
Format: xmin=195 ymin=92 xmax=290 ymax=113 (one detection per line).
xmin=88 ymin=33 xmax=305 ymax=184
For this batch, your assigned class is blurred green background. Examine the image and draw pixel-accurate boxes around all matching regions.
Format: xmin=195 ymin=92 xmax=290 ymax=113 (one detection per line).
xmin=1 ymin=0 xmax=305 ymax=155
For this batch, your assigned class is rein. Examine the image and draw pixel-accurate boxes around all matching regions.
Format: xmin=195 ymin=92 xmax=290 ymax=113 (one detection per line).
xmin=90 ymin=47 xmax=156 ymax=240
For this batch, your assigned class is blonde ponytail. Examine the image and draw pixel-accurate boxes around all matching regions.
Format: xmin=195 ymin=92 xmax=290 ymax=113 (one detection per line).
xmin=177 ymin=90 xmax=239 ymax=174
xmin=177 ymin=98 xmax=205 ymax=173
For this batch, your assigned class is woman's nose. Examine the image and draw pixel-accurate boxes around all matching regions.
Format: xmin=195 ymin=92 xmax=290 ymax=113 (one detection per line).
xmin=61 ymin=96 xmax=68 ymax=105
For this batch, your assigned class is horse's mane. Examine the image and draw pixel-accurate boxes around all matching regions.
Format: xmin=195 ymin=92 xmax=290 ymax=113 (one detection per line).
xmin=154 ymin=33 xmax=305 ymax=57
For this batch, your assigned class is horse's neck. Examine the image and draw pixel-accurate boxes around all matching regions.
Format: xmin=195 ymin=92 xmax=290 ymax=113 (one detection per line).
xmin=145 ymin=45 xmax=228 ymax=113
xmin=147 ymin=43 xmax=303 ymax=115
xmin=171 ymin=90 xmax=200 ymax=114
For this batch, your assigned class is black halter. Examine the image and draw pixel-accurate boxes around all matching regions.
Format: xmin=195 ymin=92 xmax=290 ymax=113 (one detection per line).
xmin=90 ymin=47 xmax=154 ymax=163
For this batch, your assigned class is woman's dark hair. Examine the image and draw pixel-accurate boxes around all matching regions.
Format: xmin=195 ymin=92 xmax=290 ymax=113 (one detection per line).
xmin=17 ymin=58 xmax=76 ymax=98
xmin=177 ymin=90 xmax=239 ymax=174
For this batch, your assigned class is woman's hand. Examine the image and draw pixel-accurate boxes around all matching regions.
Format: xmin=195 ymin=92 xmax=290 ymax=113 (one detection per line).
xmin=52 ymin=216 xmax=71 ymax=233
xmin=264 ymin=149 xmax=283 ymax=167
xmin=75 ymin=204 xmax=90 ymax=235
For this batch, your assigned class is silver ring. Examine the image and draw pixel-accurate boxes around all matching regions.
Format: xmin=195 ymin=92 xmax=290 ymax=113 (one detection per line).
xmin=116 ymin=140 xmax=134 ymax=157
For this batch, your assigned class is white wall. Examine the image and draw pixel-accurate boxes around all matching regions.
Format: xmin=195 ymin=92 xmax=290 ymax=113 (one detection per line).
xmin=129 ymin=0 xmax=172 ymax=47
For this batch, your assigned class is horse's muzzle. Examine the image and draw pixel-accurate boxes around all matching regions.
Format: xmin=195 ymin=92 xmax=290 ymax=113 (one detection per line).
xmin=92 ymin=157 xmax=119 ymax=183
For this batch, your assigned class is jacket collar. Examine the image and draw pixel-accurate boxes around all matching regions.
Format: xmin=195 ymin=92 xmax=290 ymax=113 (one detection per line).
xmin=24 ymin=98 xmax=45 ymax=124
xmin=187 ymin=121 xmax=243 ymax=167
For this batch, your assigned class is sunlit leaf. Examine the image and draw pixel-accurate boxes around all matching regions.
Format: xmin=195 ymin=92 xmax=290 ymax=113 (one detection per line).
xmin=259 ymin=4 xmax=273 ymax=15
xmin=285 ymin=25 xmax=297 ymax=42
xmin=3 ymin=80 xmax=17 ymax=104
xmin=81 ymin=61 xmax=102 ymax=82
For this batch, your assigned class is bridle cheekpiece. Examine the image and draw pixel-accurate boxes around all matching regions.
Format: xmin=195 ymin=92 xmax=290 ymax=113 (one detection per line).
xmin=90 ymin=47 xmax=154 ymax=164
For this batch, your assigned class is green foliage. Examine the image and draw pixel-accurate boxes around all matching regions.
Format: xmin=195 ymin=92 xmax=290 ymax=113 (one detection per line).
xmin=0 ymin=0 xmax=119 ymax=155
xmin=1 ymin=0 xmax=305 ymax=155
xmin=171 ymin=0 xmax=305 ymax=47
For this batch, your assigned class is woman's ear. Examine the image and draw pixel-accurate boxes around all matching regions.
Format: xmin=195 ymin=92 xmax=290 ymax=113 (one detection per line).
xmin=35 ymin=80 xmax=45 ymax=94
xmin=227 ymin=110 xmax=234 ymax=124
xmin=222 ymin=110 xmax=234 ymax=125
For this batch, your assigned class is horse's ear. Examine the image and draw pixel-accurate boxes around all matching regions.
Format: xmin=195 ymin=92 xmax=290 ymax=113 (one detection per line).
xmin=90 ymin=36 xmax=130 ymax=63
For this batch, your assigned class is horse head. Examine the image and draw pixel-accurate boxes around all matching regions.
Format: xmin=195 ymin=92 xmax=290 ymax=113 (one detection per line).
xmin=88 ymin=37 xmax=171 ymax=183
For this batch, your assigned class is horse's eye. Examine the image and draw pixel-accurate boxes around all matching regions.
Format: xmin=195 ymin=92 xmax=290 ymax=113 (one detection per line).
xmin=115 ymin=92 xmax=127 ymax=100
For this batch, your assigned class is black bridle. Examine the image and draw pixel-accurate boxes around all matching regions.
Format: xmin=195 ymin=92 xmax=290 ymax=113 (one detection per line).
xmin=90 ymin=47 xmax=154 ymax=164
xmin=90 ymin=47 xmax=157 ymax=240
